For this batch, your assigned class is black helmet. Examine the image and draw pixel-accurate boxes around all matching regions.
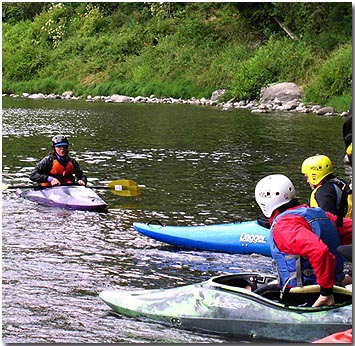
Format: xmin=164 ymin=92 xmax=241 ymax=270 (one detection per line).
xmin=51 ymin=134 xmax=69 ymax=147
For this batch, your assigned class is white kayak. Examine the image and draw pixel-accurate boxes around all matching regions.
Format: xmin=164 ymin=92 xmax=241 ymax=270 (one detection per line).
xmin=17 ymin=185 xmax=108 ymax=212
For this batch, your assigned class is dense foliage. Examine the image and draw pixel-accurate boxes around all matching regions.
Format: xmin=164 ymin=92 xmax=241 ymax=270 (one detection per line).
xmin=2 ymin=2 xmax=352 ymax=111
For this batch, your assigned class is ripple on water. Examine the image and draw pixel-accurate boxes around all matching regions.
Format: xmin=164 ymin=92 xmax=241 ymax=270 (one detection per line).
xmin=4 ymin=100 xmax=342 ymax=342
xmin=3 ymin=192 xmax=273 ymax=343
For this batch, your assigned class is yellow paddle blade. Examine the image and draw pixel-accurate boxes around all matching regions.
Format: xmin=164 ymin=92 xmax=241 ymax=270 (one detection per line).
xmin=2 ymin=184 xmax=30 ymax=190
xmin=107 ymin=180 xmax=140 ymax=197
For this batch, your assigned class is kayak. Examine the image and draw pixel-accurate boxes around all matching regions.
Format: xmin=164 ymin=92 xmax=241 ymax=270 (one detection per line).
xmin=99 ymin=273 xmax=352 ymax=342
xmin=17 ymin=185 xmax=108 ymax=212
xmin=313 ymin=329 xmax=352 ymax=343
xmin=133 ymin=220 xmax=271 ymax=256
xmin=17 ymin=185 xmax=108 ymax=211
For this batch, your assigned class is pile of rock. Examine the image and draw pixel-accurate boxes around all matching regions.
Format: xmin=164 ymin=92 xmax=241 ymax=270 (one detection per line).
xmin=220 ymin=82 xmax=342 ymax=116
xmin=3 ymin=82 xmax=349 ymax=117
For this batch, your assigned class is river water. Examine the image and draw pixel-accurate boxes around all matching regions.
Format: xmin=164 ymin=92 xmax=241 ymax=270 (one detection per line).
xmin=2 ymin=97 xmax=348 ymax=343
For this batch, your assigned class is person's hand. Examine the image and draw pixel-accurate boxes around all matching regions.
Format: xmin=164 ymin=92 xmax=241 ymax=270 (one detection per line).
xmin=77 ymin=180 xmax=86 ymax=186
xmin=340 ymin=274 xmax=352 ymax=286
xmin=312 ymin=294 xmax=334 ymax=307
xmin=50 ymin=178 xmax=61 ymax=186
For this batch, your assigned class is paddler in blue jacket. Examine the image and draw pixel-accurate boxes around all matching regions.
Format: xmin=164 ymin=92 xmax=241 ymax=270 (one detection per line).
xmin=29 ymin=134 xmax=87 ymax=187
xmin=254 ymin=174 xmax=352 ymax=308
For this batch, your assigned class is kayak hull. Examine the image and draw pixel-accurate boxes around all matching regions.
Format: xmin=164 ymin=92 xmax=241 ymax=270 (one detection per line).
xmin=133 ymin=221 xmax=271 ymax=256
xmin=100 ymin=273 xmax=352 ymax=342
xmin=18 ymin=185 xmax=108 ymax=212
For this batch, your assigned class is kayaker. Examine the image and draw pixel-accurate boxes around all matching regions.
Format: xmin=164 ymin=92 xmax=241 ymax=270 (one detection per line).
xmin=342 ymin=103 xmax=352 ymax=166
xmin=29 ymin=134 xmax=87 ymax=186
xmin=301 ymin=155 xmax=352 ymax=220
xmin=254 ymin=174 xmax=352 ymax=308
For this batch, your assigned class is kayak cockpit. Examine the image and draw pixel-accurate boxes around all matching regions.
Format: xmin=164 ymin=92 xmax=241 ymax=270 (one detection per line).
xmin=209 ymin=273 xmax=352 ymax=309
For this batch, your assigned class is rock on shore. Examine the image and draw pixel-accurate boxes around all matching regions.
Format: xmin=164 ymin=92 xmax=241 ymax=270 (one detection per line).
xmin=3 ymin=82 xmax=349 ymax=117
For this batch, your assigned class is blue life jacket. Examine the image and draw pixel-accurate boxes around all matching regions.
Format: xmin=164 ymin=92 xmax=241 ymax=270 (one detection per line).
xmin=270 ymin=207 xmax=344 ymax=287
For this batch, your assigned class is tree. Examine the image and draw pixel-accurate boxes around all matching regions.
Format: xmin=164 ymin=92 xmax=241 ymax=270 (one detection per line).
xmin=2 ymin=3 xmax=49 ymax=23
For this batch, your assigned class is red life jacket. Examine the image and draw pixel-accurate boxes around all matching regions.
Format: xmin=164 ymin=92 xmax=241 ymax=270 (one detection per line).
xmin=41 ymin=159 xmax=75 ymax=186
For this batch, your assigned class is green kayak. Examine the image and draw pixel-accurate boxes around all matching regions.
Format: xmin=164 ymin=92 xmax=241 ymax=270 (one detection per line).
xmin=99 ymin=273 xmax=352 ymax=342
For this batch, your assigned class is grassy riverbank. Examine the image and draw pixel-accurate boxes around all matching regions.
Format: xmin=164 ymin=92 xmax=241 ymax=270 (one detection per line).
xmin=2 ymin=3 xmax=352 ymax=111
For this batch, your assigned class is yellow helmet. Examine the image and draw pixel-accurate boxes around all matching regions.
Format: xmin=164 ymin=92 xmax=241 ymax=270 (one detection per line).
xmin=346 ymin=143 xmax=352 ymax=157
xmin=301 ymin=155 xmax=333 ymax=185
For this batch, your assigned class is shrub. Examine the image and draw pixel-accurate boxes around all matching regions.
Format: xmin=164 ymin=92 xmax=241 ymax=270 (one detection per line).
xmin=230 ymin=36 xmax=316 ymax=100
xmin=2 ymin=21 xmax=51 ymax=81
xmin=303 ymin=43 xmax=352 ymax=106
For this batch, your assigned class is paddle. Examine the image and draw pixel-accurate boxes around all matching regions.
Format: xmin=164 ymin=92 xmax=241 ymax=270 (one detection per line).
xmin=90 ymin=179 xmax=140 ymax=197
xmin=2 ymin=179 xmax=140 ymax=197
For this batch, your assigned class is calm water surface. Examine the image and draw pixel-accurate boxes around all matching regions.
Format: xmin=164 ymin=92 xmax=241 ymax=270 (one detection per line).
xmin=2 ymin=97 xmax=348 ymax=343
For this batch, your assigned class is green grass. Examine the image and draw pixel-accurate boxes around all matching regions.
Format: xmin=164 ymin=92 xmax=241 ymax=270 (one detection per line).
xmin=2 ymin=4 xmax=352 ymax=112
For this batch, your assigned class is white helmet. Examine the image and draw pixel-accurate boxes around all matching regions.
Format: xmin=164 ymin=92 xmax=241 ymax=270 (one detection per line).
xmin=255 ymin=174 xmax=296 ymax=217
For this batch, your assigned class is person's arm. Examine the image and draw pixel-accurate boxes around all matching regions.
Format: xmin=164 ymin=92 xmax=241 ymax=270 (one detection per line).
xmin=29 ymin=156 xmax=53 ymax=183
xmin=312 ymin=294 xmax=334 ymax=307
xmin=274 ymin=216 xmax=336 ymax=287
xmin=71 ymin=159 xmax=87 ymax=185
xmin=273 ymin=215 xmax=336 ymax=307
xmin=314 ymin=184 xmax=338 ymax=214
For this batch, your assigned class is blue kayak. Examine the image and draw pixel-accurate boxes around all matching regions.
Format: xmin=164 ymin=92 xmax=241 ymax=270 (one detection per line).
xmin=17 ymin=185 xmax=108 ymax=212
xmin=133 ymin=220 xmax=271 ymax=256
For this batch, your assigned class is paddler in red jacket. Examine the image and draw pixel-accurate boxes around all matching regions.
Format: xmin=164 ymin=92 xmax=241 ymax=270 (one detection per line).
xmin=254 ymin=174 xmax=352 ymax=308
xmin=29 ymin=134 xmax=87 ymax=187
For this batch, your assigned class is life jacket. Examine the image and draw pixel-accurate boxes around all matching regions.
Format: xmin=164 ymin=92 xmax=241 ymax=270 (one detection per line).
xmin=41 ymin=158 xmax=75 ymax=187
xmin=310 ymin=177 xmax=352 ymax=218
xmin=270 ymin=207 xmax=344 ymax=288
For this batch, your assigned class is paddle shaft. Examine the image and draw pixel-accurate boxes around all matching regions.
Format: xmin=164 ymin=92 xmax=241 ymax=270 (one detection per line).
xmin=3 ymin=179 xmax=140 ymax=197
xmin=3 ymin=185 xmax=37 ymax=189
xmin=4 ymin=183 xmax=85 ymax=189
xmin=3 ymin=184 xmax=136 ymax=190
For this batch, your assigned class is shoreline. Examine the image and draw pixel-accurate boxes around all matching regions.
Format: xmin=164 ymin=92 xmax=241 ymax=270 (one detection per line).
xmin=3 ymin=91 xmax=349 ymax=117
